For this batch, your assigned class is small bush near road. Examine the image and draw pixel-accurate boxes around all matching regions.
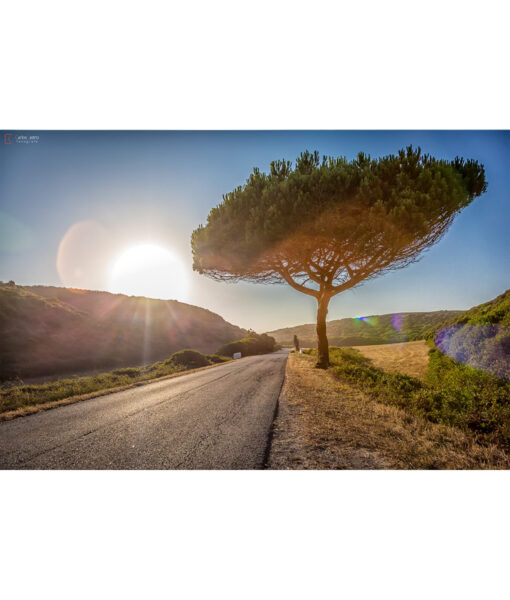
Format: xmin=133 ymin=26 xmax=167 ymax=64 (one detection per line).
xmin=170 ymin=349 xmax=210 ymax=368
xmin=217 ymin=332 xmax=277 ymax=357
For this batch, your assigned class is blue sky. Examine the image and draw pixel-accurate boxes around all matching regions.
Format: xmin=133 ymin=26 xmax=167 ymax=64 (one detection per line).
xmin=0 ymin=130 xmax=509 ymax=331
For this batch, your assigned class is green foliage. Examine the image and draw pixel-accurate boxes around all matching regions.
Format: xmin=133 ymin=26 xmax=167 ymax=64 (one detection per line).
xmin=316 ymin=346 xmax=510 ymax=447
xmin=170 ymin=349 xmax=210 ymax=368
xmin=192 ymin=146 xmax=486 ymax=291
xmin=268 ymin=310 xmax=461 ymax=347
xmin=425 ymin=349 xmax=510 ymax=437
xmin=216 ymin=332 xmax=277 ymax=357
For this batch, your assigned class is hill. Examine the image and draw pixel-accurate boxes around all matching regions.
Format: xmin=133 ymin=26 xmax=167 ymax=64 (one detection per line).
xmin=267 ymin=310 xmax=462 ymax=347
xmin=432 ymin=288 xmax=510 ymax=380
xmin=0 ymin=283 xmax=246 ymax=380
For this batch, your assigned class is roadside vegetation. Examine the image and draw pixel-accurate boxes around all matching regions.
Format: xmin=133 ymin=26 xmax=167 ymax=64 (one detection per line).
xmin=216 ymin=331 xmax=279 ymax=357
xmin=269 ymin=352 xmax=510 ymax=469
xmin=0 ymin=349 xmax=229 ymax=418
xmin=302 ymin=345 xmax=510 ymax=449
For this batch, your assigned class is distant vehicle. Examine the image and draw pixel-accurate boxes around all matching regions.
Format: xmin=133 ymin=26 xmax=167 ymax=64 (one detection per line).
xmin=233 ymin=352 xmax=242 ymax=359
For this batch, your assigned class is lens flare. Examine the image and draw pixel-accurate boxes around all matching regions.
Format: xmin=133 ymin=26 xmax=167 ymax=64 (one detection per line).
xmin=354 ymin=316 xmax=377 ymax=326
xmin=57 ymin=220 xmax=111 ymax=290
xmin=391 ymin=313 xmax=403 ymax=331
xmin=435 ymin=324 xmax=510 ymax=381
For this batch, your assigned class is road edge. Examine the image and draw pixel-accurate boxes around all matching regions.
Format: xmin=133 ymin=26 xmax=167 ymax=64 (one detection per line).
xmin=262 ymin=352 xmax=288 ymax=468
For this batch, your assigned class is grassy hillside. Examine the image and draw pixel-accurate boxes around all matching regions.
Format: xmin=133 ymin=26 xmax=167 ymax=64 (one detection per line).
xmin=431 ymin=288 xmax=510 ymax=380
xmin=267 ymin=310 xmax=461 ymax=347
xmin=0 ymin=283 xmax=245 ymax=380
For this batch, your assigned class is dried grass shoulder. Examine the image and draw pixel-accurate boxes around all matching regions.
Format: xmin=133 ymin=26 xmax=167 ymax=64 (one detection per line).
xmin=268 ymin=353 xmax=510 ymax=469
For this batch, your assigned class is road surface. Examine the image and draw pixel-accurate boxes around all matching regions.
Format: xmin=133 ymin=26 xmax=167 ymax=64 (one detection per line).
xmin=0 ymin=350 xmax=288 ymax=469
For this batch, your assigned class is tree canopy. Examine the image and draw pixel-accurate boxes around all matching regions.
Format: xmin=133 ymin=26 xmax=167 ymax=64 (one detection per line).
xmin=191 ymin=146 xmax=487 ymax=366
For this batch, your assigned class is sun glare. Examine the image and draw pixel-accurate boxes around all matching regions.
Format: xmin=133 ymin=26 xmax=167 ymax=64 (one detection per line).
xmin=109 ymin=244 xmax=189 ymax=301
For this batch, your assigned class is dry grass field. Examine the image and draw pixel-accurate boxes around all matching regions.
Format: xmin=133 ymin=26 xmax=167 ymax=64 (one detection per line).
xmin=352 ymin=340 xmax=430 ymax=379
xmin=268 ymin=353 xmax=510 ymax=469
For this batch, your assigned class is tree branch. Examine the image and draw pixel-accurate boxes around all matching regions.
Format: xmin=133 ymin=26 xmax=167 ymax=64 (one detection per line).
xmin=277 ymin=263 xmax=319 ymax=298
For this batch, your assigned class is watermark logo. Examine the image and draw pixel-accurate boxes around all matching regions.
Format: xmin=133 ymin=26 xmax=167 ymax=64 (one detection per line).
xmin=3 ymin=133 xmax=40 ymax=145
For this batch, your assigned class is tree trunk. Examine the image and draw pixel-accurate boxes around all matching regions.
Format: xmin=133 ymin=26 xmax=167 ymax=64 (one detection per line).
xmin=316 ymin=294 xmax=330 ymax=368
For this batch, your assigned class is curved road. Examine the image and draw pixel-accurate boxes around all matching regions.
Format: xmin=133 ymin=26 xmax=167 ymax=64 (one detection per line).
xmin=0 ymin=350 xmax=288 ymax=469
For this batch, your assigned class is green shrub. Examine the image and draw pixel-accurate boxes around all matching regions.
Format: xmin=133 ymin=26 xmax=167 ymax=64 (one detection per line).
xmin=424 ymin=348 xmax=510 ymax=436
xmin=216 ymin=332 xmax=277 ymax=357
xmin=169 ymin=349 xmax=210 ymax=368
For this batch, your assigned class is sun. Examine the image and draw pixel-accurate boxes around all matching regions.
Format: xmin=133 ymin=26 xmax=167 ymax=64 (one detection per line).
xmin=109 ymin=244 xmax=189 ymax=301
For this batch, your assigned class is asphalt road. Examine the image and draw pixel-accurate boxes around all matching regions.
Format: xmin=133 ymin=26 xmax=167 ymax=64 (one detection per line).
xmin=0 ymin=350 xmax=288 ymax=470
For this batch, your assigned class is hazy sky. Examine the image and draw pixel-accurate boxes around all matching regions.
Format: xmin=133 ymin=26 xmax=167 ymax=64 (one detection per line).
xmin=0 ymin=130 xmax=509 ymax=332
